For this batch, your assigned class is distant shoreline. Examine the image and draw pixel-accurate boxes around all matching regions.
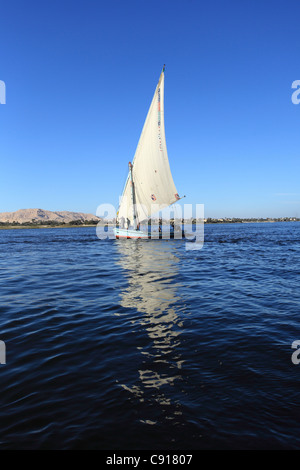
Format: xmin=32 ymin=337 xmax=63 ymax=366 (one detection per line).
xmin=0 ymin=224 xmax=99 ymax=230
xmin=0 ymin=219 xmax=299 ymax=230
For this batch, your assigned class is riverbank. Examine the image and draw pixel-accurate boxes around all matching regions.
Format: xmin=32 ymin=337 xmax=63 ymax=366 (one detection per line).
xmin=0 ymin=219 xmax=299 ymax=230
xmin=0 ymin=224 xmax=100 ymax=230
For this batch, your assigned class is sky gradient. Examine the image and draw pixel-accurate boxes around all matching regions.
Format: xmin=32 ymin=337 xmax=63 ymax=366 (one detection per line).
xmin=0 ymin=0 xmax=300 ymax=218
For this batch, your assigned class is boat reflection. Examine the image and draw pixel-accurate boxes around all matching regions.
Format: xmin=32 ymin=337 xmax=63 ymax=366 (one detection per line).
xmin=115 ymin=240 xmax=185 ymax=425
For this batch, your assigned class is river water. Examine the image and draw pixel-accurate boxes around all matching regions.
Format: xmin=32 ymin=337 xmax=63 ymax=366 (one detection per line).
xmin=0 ymin=222 xmax=299 ymax=449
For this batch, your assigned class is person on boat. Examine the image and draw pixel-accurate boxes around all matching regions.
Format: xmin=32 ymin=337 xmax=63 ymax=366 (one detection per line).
xmin=158 ymin=218 xmax=162 ymax=233
xmin=120 ymin=216 xmax=125 ymax=229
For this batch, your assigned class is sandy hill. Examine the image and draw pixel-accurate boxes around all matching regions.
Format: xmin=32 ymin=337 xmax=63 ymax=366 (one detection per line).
xmin=0 ymin=208 xmax=101 ymax=224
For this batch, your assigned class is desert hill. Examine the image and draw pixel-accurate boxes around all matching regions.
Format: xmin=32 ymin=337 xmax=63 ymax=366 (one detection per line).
xmin=0 ymin=208 xmax=100 ymax=224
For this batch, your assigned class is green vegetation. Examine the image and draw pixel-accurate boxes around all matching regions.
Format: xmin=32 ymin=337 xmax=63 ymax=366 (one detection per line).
xmin=0 ymin=219 xmax=100 ymax=229
xmin=0 ymin=217 xmax=299 ymax=230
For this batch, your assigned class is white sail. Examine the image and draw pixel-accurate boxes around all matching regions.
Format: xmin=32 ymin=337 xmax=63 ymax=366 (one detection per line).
xmin=117 ymin=68 xmax=180 ymax=226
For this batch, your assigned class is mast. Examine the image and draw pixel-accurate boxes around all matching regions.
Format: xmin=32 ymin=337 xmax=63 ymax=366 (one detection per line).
xmin=128 ymin=162 xmax=137 ymax=229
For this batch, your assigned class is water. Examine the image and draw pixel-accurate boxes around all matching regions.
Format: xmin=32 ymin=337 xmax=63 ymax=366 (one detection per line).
xmin=0 ymin=222 xmax=299 ymax=450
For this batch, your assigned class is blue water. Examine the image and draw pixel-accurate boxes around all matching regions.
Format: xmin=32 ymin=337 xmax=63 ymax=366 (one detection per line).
xmin=0 ymin=222 xmax=299 ymax=450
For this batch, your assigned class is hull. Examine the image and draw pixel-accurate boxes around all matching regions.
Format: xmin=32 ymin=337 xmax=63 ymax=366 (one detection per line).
xmin=114 ymin=227 xmax=185 ymax=240
xmin=114 ymin=228 xmax=149 ymax=239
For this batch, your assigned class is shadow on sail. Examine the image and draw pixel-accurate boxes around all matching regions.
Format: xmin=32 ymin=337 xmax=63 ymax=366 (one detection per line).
xmin=115 ymin=240 xmax=186 ymax=425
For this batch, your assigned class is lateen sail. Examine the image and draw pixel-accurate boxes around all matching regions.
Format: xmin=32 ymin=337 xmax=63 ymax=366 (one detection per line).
xmin=117 ymin=68 xmax=179 ymax=226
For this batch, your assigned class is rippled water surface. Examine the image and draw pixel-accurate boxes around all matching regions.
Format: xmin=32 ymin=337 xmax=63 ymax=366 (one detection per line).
xmin=0 ymin=222 xmax=300 ymax=449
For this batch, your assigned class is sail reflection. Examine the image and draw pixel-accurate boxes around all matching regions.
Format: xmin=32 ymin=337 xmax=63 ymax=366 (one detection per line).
xmin=115 ymin=240 xmax=185 ymax=424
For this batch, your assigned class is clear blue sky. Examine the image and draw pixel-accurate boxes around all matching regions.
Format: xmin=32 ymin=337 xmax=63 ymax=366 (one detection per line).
xmin=0 ymin=0 xmax=299 ymax=218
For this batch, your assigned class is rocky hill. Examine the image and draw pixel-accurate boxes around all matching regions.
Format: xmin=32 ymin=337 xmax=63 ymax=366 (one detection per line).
xmin=0 ymin=208 xmax=101 ymax=224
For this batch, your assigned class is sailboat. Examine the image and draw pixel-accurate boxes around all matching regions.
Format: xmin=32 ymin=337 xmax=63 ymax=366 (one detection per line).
xmin=114 ymin=66 xmax=184 ymax=240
